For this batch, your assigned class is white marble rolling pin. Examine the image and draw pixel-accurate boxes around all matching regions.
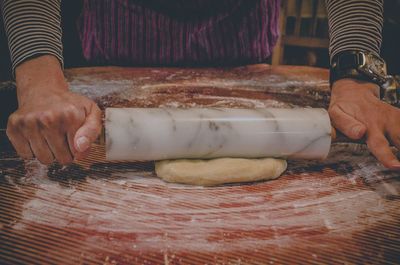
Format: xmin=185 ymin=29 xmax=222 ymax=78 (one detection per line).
xmin=105 ymin=108 xmax=332 ymax=161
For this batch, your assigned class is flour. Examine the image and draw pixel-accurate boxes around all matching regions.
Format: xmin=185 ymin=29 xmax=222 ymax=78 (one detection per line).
xmin=10 ymin=143 xmax=399 ymax=254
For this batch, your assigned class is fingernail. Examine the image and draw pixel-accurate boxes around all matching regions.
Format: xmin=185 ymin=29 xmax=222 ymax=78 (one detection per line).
xmin=352 ymin=126 xmax=363 ymax=137
xmin=388 ymin=161 xmax=400 ymax=170
xmin=76 ymin=136 xmax=90 ymax=152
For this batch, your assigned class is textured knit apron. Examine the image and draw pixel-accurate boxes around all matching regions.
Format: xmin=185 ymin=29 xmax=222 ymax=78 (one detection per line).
xmin=78 ymin=0 xmax=280 ymax=66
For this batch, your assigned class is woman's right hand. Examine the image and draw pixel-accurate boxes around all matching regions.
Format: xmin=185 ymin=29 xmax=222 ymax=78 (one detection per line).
xmin=6 ymin=55 xmax=102 ymax=165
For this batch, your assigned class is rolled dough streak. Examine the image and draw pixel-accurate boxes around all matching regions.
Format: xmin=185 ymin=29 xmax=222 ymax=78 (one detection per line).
xmin=155 ymin=158 xmax=287 ymax=186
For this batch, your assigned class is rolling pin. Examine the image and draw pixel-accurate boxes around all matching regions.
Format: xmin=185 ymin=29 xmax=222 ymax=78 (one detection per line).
xmin=105 ymin=108 xmax=338 ymax=161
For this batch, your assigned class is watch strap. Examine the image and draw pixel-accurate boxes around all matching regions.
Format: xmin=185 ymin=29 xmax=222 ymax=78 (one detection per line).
xmin=330 ymin=51 xmax=386 ymax=86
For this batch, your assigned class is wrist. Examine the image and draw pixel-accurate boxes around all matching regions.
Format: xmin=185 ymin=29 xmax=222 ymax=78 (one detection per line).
xmin=16 ymin=55 xmax=65 ymax=89
xmin=330 ymin=51 xmax=387 ymax=88
xmin=15 ymin=55 xmax=67 ymax=103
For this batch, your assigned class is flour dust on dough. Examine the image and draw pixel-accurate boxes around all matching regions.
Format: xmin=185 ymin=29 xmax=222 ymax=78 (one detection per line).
xmin=155 ymin=158 xmax=287 ymax=186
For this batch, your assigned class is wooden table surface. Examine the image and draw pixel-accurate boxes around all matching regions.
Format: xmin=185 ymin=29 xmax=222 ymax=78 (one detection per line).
xmin=0 ymin=65 xmax=399 ymax=264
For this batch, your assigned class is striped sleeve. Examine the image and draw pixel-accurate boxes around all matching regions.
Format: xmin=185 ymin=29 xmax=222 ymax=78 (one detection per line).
xmin=326 ymin=0 xmax=384 ymax=61
xmin=1 ymin=0 xmax=63 ymax=75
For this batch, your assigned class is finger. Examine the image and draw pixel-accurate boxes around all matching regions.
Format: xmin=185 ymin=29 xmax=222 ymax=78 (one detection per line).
xmin=74 ymin=104 xmax=102 ymax=153
xmin=67 ymin=129 xmax=78 ymax=157
xmin=6 ymin=114 xmax=34 ymax=159
xmin=387 ymin=126 xmax=400 ymax=151
xmin=367 ymin=130 xmax=400 ymax=169
xmin=65 ymin=110 xmax=82 ymax=157
xmin=44 ymin=131 xmax=74 ymax=165
xmin=6 ymin=129 xmax=33 ymax=159
xmin=29 ymin=139 xmax=54 ymax=165
xmin=25 ymin=126 xmax=55 ymax=165
xmin=329 ymin=105 xmax=367 ymax=140
xmin=64 ymin=104 xmax=86 ymax=157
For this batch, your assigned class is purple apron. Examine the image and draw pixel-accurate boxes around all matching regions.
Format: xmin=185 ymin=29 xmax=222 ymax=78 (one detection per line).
xmin=78 ymin=0 xmax=280 ymax=66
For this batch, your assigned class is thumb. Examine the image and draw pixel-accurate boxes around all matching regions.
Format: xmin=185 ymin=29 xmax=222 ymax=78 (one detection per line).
xmin=74 ymin=104 xmax=102 ymax=153
xmin=329 ymin=105 xmax=367 ymax=140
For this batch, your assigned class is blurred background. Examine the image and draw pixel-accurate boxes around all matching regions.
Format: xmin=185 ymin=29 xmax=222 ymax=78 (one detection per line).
xmin=1 ymin=0 xmax=399 ymax=81
xmin=270 ymin=0 xmax=399 ymax=73
xmin=271 ymin=0 xmax=330 ymax=67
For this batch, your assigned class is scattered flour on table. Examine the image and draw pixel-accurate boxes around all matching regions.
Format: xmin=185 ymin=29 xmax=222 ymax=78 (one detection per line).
xmin=9 ymin=143 xmax=399 ymax=253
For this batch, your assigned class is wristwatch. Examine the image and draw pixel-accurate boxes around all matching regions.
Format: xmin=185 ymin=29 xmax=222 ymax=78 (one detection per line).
xmin=330 ymin=50 xmax=388 ymax=87
xmin=381 ymin=75 xmax=400 ymax=106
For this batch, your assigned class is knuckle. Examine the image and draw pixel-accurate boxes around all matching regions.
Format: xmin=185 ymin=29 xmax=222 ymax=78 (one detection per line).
xmin=328 ymin=105 xmax=340 ymax=118
xmin=38 ymin=111 xmax=58 ymax=128
xmin=24 ymin=113 xmax=39 ymax=128
xmin=8 ymin=113 xmax=29 ymax=130
xmin=63 ymin=104 xmax=81 ymax=121
xmin=7 ymin=113 xmax=20 ymax=128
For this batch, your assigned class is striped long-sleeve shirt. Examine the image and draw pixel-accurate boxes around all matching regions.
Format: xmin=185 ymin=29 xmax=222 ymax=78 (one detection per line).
xmin=1 ymin=0 xmax=384 ymax=73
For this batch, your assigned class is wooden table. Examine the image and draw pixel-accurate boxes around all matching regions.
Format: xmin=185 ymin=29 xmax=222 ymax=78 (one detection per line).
xmin=0 ymin=65 xmax=399 ymax=264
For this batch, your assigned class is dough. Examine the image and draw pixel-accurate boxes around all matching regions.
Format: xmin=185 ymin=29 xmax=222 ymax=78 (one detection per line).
xmin=155 ymin=158 xmax=287 ymax=186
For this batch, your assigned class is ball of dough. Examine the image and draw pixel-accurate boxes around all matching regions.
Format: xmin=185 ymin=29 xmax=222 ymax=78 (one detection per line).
xmin=155 ymin=158 xmax=287 ymax=186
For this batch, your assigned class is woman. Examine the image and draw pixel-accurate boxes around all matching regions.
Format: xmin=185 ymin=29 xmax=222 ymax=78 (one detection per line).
xmin=2 ymin=0 xmax=399 ymax=170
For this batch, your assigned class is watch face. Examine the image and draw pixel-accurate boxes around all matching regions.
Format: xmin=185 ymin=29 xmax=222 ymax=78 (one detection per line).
xmin=368 ymin=55 xmax=386 ymax=75
xmin=359 ymin=53 xmax=387 ymax=83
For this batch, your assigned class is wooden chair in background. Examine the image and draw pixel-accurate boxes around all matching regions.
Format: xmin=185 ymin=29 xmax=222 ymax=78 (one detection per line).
xmin=272 ymin=0 xmax=329 ymax=67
